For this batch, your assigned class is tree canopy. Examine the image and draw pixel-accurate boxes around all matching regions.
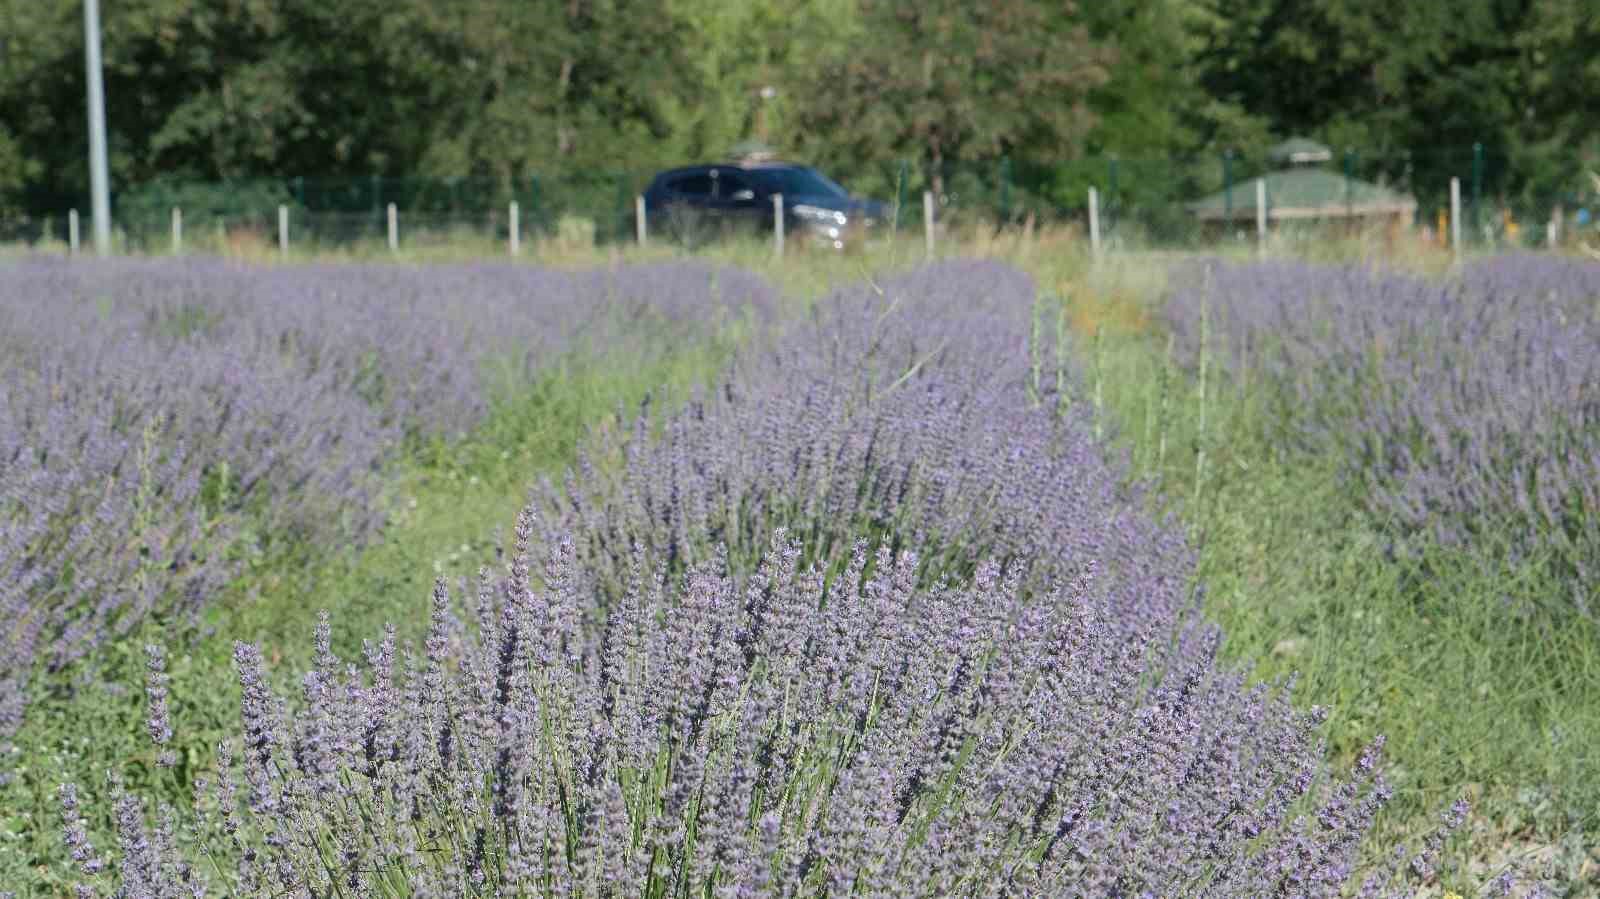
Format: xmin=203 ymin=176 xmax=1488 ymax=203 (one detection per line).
xmin=0 ymin=0 xmax=1594 ymax=216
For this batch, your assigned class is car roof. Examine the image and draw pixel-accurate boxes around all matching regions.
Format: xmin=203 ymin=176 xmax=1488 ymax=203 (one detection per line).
xmin=651 ymin=162 xmax=809 ymax=182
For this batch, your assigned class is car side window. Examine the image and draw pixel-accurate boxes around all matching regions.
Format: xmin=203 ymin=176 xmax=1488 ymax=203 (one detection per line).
xmin=716 ymin=171 xmax=757 ymax=202
xmin=669 ymin=174 xmax=713 ymax=197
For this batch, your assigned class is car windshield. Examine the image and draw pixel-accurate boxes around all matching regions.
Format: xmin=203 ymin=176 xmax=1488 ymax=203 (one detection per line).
xmin=753 ymin=167 xmax=849 ymax=199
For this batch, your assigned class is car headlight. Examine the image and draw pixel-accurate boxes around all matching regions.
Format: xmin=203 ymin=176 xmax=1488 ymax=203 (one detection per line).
xmin=792 ymin=204 xmax=848 ymax=226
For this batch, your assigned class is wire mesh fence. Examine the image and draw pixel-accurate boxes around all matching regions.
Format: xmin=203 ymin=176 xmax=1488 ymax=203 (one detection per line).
xmin=4 ymin=146 xmax=1596 ymax=256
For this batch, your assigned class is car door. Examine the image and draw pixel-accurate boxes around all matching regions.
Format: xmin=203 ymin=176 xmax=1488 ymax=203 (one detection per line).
xmin=707 ymin=169 xmax=764 ymax=234
xmin=657 ymin=172 xmax=715 ymax=242
xmin=664 ymin=173 xmax=713 ymax=208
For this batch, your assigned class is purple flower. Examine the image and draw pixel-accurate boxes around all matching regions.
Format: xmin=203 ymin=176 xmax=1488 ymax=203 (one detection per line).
xmin=144 ymin=643 xmax=174 ymax=767
xmin=57 ymin=260 xmax=1427 ymax=896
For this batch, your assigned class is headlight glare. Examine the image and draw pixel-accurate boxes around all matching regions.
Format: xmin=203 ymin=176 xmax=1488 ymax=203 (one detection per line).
xmin=793 ymin=204 xmax=848 ymax=226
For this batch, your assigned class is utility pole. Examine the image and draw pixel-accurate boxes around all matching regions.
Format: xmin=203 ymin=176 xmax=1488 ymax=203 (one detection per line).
xmin=84 ymin=0 xmax=112 ymax=255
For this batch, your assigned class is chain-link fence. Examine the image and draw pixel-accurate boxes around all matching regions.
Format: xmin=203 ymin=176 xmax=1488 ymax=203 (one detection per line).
xmin=4 ymin=146 xmax=1597 ymax=256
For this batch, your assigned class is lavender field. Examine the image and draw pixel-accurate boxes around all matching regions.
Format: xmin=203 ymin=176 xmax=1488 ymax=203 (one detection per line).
xmin=0 ymin=258 xmax=773 ymax=788
xmin=3 ymin=251 xmax=1594 ymax=896
xmin=1166 ymin=255 xmax=1600 ymax=615
xmin=1144 ymin=253 xmax=1600 ymax=893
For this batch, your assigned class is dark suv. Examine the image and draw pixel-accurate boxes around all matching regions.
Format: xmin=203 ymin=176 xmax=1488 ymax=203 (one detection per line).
xmin=641 ymin=162 xmax=887 ymax=248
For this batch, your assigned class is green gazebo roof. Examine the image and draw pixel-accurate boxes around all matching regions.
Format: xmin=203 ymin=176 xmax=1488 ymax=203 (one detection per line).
xmin=727 ymin=140 xmax=780 ymax=163
xmin=1267 ymin=137 xmax=1333 ymax=165
xmin=1187 ymin=168 xmax=1416 ymax=222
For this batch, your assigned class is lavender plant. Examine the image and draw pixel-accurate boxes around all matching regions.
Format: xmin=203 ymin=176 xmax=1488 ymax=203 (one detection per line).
xmin=1166 ymin=255 xmax=1600 ymax=614
xmin=0 ymin=257 xmax=774 ymax=776
xmin=543 ymin=261 xmax=1195 ymax=641
xmin=52 ymin=260 xmax=1469 ymax=895
xmin=64 ymin=523 xmax=1429 ymax=897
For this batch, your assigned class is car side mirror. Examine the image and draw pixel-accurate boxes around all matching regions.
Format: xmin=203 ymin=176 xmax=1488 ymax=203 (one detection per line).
xmin=731 ymin=189 xmax=755 ymax=201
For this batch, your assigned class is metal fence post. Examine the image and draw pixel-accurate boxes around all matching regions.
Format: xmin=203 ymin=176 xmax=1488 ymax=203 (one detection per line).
xmin=773 ymin=193 xmax=784 ymax=259
xmin=278 ymin=205 xmax=289 ymax=258
xmin=387 ymin=202 xmax=398 ymax=253
xmin=172 ymin=207 xmax=182 ymax=254
xmin=1088 ymin=187 xmax=1101 ymax=258
xmin=1255 ymin=178 xmax=1267 ymax=254
xmin=510 ymin=201 xmax=520 ymax=256
xmin=1450 ymin=176 xmax=1462 ymax=259
xmin=636 ymin=195 xmax=647 ymax=247
xmin=69 ymin=208 xmax=80 ymax=253
xmin=923 ymin=191 xmax=935 ymax=258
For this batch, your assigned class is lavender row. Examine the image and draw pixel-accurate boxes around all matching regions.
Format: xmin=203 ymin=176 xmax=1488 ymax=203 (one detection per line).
xmin=0 ymin=257 xmax=776 ymax=764
xmin=66 ymin=261 xmax=1461 ymax=896
xmin=1166 ymin=255 xmax=1600 ymax=613
xmin=542 ymin=261 xmax=1194 ymax=644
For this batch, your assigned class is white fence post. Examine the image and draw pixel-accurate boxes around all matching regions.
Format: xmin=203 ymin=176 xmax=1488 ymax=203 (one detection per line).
xmin=387 ymin=203 xmax=399 ymax=253
xmin=171 ymin=207 xmax=182 ymax=254
xmin=923 ymin=191 xmax=935 ymax=259
xmin=278 ymin=205 xmax=289 ymax=258
xmin=69 ymin=209 xmax=80 ymax=253
xmin=1088 ymin=187 xmax=1101 ymax=259
xmin=1450 ymin=177 xmax=1462 ymax=259
xmin=636 ymin=195 xmax=648 ymax=247
xmin=509 ymin=201 xmax=520 ymax=256
xmin=1549 ymin=205 xmax=1562 ymax=249
xmin=1255 ymin=178 xmax=1268 ymax=254
xmin=773 ymin=193 xmax=784 ymax=259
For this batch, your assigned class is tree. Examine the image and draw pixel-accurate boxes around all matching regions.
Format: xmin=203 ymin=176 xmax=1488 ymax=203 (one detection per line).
xmin=0 ymin=0 xmax=459 ymax=199
xmin=786 ymin=0 xmax=1113 ymax=198
xmin=1187 ymin=0 xmax=1600 ymax=202
xmin=1512 ymin=0 xmax=1600 ymax=199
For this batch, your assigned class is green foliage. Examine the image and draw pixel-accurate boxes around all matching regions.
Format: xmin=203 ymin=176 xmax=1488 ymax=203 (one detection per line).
xmin=0 ymin=123 xmax=33 ymax=213
xmin=7 ymin=0 xmax=1592 ymax=221
xmin=1189 ymin=0 xmax=1600 ymax=201
xmin=0 ymin=0 xmax=1217 ymax=216
xmin=117 ymin=177 xmax=294 ymax=230
xmin=3 ymin=0 xmax=1598 ymax=221
xmin=787 ymin=0 xmax=1113 ymax=198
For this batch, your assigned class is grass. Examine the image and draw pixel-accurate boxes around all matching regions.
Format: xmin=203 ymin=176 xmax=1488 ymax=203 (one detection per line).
xmin=0 ymin=335 xmax=736 ymax=895
xmin=1033 ymin=259 xmax=1600 ymax=894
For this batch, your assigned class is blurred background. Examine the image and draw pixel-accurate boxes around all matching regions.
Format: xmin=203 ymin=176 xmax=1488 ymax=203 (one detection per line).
xmin=1 ymin=0 xmax=1596 ymax=254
